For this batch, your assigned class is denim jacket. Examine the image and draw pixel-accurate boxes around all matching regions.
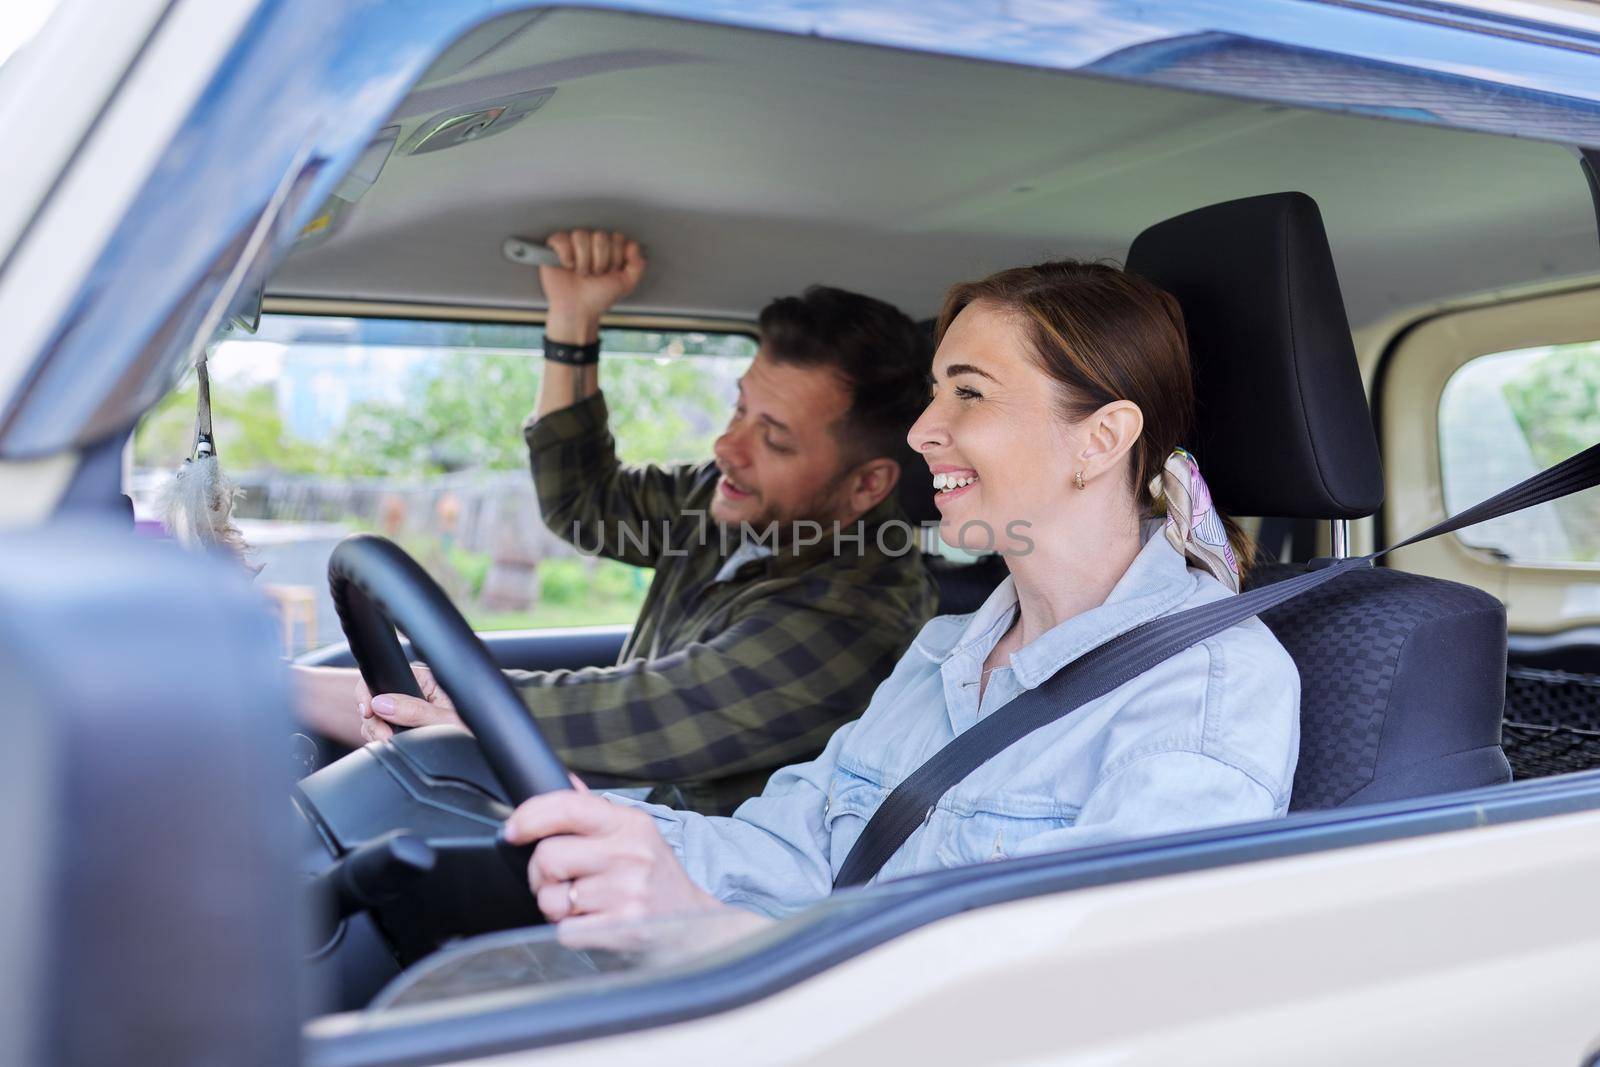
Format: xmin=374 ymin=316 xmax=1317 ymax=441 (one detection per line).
xmin=612 ymin=522 xmax=1301 ymax=918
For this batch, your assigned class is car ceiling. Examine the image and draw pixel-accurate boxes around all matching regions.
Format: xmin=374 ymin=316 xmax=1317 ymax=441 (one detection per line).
xmin=269 ymin=8 xmax=1600 ymax=330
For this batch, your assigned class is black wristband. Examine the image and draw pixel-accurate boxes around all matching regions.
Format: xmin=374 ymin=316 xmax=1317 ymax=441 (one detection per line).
xmin=542 ymin=338 xmax=601 ymax=366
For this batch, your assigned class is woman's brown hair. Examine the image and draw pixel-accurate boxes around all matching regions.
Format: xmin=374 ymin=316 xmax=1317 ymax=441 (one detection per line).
xmin=935 ymin=260 xmax=1253 ymax=573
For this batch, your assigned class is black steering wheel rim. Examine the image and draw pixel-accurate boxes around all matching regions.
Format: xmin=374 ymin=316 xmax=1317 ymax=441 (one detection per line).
xmin=327 ymin=533 xmax=569 ymax=801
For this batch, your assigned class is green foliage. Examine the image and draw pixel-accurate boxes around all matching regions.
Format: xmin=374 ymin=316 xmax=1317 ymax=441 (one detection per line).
xmin=597 ymin=356 xmax=739 ymax=464
xmin=138 ymin=354 xmax=743 ymax=480
xmin=1502 ymin=342 xmax=1600 ymax=469
xmin=1501 ymin=342 xmax=1600 ymax=561
xmin=602 ymin=328 xmax=754 ymax=359
xmin=446 ymin=545 xmax=492 ymax=598
xmin=137 ymin=326 xmax=749 ymax=480
xmin=317 ymin=349 xmax=742 ymax=478
xmin=325 ymin=351 xmax=544 ymax=476
xmin=135 ymin=378 xmax=320 ymax=472
xmin=537 ymin=556 xmax=592 ymax=605
xmin=459 ymin=556 xmax=650 ymax=630
xmin=538 ymin=556 xmax=650 ymax=608
xmin=132 ymin=326 xmax=744 ymax=631
xmin=467 ymin=600 xmax=643 ymax=630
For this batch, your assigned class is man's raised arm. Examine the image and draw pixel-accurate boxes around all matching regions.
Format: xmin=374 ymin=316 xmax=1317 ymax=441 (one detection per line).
xmin=533 ymin=229 xmax=642 ymax=421
xmin=527 ymin=229 xmax=703 ymax=569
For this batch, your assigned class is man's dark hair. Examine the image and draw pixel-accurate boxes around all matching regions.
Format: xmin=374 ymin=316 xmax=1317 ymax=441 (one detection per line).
xmin=757 ymin=285 xmax=932 ymax=468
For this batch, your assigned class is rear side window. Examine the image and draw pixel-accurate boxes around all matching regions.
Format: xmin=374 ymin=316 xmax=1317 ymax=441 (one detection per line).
xmin=1438 ymin=340 xmax=1600 ymax=565
xmin=132 ymin=314 xmax=754 ymax=654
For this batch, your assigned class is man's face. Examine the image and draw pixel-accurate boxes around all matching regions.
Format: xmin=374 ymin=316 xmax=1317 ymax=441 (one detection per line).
xmin=709 ymin=350 xmax=857 ymax=529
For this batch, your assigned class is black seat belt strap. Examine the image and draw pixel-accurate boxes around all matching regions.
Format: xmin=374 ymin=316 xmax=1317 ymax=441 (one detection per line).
xmin=833 ymin=442 xmax=1600 ymax=890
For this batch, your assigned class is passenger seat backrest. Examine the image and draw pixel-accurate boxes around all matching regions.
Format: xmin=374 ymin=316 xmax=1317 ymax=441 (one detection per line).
xmin=1127 ymin=193 xmax=1511 ymax=809
xmin=1252 ymin=563 xmax=1508 ymax=807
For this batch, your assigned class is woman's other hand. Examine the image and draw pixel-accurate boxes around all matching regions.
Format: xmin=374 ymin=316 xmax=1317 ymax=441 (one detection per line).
xmin=503 ymin=784 xmax=727 ymax=930
xmin=356 ymin=663 xmax=463 ymax=742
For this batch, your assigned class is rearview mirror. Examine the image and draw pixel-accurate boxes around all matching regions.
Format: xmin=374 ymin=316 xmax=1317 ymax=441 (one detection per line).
xmin=225 ymin=280 xmax=263 ymax=334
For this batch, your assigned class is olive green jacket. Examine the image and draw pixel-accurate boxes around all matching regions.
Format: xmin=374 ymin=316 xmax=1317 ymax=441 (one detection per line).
xmin=513 ymin=393 xmax=938 ymax=815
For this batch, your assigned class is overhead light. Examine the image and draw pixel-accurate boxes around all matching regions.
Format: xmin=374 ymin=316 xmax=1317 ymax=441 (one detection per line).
xmin=402 ymin=87 xmax=556 ymax=155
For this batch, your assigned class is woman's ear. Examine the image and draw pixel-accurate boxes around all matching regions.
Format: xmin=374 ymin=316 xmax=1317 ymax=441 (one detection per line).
xmin=1078 ymin=400 xmax=1144 ymax=480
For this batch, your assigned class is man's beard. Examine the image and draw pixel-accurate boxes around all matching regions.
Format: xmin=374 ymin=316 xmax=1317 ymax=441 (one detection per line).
xmin=712 ymin=463 xmax=857 ymax=536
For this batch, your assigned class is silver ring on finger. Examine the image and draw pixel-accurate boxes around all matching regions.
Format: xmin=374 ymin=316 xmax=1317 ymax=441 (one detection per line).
xmin=567 ymin=880 xmax=581 ymax=915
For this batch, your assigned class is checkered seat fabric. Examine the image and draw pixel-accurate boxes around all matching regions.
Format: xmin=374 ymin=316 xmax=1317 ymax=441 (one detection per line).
xmin=1249 ymin=563 xmax=1511 ymax=809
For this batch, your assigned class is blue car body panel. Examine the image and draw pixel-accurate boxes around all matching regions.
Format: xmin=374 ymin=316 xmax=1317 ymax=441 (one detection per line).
xmin=4 ymin=0 xmax=1600 ymax=459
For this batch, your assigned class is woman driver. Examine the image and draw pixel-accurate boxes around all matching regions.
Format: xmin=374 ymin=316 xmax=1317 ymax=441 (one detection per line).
xmin=503 ymin=261 xmax=1300 ymax=928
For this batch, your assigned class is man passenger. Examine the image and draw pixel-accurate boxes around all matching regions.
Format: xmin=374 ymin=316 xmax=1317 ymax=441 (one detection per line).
xmin=297 ymin=229 xmax=937 ymax=814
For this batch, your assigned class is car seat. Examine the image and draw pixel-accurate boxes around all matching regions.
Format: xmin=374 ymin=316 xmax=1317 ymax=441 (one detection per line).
xmin=1127 ymin=191 xmax=1511 ymax=808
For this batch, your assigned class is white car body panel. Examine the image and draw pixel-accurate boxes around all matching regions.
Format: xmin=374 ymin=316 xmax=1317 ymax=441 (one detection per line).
xmin=466 ymin=811 xmax=1600 ymax=1066
xmin=0 ymin=0 xmax=258 ymax=524
xmin=0 ymin=0 xmax=172 ymax=260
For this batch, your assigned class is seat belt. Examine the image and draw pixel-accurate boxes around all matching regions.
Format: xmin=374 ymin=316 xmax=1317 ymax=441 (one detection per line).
xmin=833 ymin=442 xmax=1600 ymax=890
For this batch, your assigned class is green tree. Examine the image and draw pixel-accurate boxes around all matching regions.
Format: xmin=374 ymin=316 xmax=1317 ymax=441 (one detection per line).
xmin=135 ymin=378 xmax=320 ymax=472
xmin=1502 ymin=342 xmax=1600 ymax=469
xmin=599 ymin=355 xmax=741 ymax=464
xmin=322 ymin=350 xmax=743 ymax=478
xmin=135 ymin=336 xmax=748 ymax=483
xmin=1502 ymin=342 xmax=1600 ymax=561
xmin=325 ymin=351 xmax=544 ymax=476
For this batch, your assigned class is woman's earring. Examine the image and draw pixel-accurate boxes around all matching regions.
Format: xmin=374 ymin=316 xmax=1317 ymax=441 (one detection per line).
xmin=1074 ymin=470 xmax=1086 ymax=491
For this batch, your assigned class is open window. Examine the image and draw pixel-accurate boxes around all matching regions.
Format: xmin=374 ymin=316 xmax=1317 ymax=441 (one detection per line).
xmin=1378 ymin=285 xmax=1600 ymax=781
xmin=131 ymin=311 xmax=753 ymax=656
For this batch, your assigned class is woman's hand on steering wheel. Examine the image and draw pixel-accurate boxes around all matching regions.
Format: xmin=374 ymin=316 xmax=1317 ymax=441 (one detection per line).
xmin=356 ymin=663 xmax=464 ymax=742
xmin=503 ymin=786 xmax=730 ymax=933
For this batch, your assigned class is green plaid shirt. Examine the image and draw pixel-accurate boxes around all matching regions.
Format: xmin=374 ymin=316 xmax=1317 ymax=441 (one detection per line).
xmin=515 ymin=393 xmax=938 ymax=815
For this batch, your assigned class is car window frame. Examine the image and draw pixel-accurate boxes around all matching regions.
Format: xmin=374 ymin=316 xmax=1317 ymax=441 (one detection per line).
xmin=1374 ymin=283 xmax=1600 ymax=635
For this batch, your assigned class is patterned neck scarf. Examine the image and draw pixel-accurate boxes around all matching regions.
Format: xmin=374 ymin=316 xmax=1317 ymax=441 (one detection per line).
xmin=1148 ymin=447 xmax=1240 ymax=593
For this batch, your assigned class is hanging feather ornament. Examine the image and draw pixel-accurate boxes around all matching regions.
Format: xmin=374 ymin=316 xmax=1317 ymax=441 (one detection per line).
xmin=157 ymin=349 xmax=261 ymax=574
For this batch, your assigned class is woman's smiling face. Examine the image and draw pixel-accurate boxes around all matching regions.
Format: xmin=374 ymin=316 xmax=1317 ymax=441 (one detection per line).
xmin=908 ymin=300 xmax=1081 ymax=553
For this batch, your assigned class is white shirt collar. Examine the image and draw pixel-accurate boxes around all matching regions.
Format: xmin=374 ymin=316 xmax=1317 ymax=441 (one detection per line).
xmin=712 ymin=538 xmax=775 ymax=583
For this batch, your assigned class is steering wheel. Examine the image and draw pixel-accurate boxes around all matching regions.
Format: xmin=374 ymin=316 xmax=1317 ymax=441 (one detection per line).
xmin=326 ymin=532 xmax=569 ymax=801
xmin=293 ymin=533 xmax=576 ymax=1008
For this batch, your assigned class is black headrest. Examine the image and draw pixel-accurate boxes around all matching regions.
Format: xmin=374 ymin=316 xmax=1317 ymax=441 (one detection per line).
xmin=897 ymin=317 xmax=941 ymax=525
xmin=1126 ymin=192 xmax=1383 ymax=519
xmin=897 ymin=450 xmax=939 ymax=524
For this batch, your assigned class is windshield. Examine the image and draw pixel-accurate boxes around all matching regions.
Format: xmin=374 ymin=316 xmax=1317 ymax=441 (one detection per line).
xmin=129 ymin=313 xmax=755 ymax=655
xmin=363 ymin=908 xmax=783 ymax=1017
xmin=320 ymin=884 xmax=912 ymax=1032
